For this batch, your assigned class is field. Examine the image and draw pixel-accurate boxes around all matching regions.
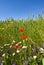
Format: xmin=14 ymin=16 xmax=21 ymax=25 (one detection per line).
xmin=0 ymin=16 xmax=44 ymax=65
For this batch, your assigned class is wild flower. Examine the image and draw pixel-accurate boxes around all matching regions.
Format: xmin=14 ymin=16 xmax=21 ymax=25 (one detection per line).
xmin=22 ymin=46 xmax=27 ymax=49
xmin=2 ymin=53 xmax=5 ymax=57
xmin=12 ymin=52 xmax=15 ymax=56
xmin=16 ymin=49 xmax=20 ymax=53
xmin=12 ymin=40 xmax=15 ymax=43
xmin=40 ymin=48 xmax=44 ymax=51
xmin=21 ymin=35 xmax=28 ymax=39
xmin=33 ymin=55 xmax=37 ymax=59
xmin=4 ymin=43 xmax=10 ymax=46
xmin=13 ymin=45 xmax=21 ymax=49
xmin=39 ymin=48 xmax=44 ymax=53
xmin=20 ymin=28 xmax=25 ymax=32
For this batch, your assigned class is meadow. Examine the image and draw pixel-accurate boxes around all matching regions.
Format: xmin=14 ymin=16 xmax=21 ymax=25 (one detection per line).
xmin=0 ymin=16 xmax=44 ymax=65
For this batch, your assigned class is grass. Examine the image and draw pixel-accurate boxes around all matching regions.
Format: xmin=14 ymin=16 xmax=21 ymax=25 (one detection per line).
xmin=0 ymin=16 xmax=44 ymax=65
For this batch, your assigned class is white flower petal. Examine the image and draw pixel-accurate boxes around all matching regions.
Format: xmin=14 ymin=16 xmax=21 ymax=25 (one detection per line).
xmin=12 ymin=52 xmax=15 ymax=56
xmin=16 ymin=50 xmax=20 ymax=53
xmin=22 ymin=46 xmax=27 ymax=49
xmin=40 ymin=48 xmax=44 ymax=51
xmin=13 ymin=40 xmax=15 ymax=43
xmin=33 ymin=56 xmax=37 ymax=59
xmin=2 ymin=54 xmax=5 ymax=57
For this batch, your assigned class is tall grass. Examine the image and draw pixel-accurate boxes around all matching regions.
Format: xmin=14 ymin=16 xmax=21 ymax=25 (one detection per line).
xmin=0 ymin=16 xmax=44 ymax=45
xmin=0 ymin=16 xmax=44 ymax=65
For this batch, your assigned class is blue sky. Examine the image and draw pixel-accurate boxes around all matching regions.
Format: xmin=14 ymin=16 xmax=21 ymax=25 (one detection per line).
xmin=0 ymin=0 xmax=44 ymax=20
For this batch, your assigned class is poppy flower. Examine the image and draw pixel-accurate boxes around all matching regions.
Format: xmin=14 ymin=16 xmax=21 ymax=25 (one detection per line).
xmin=20 ymin=28 xmax=25 ymax=32
xmin=13 ymin=45 xmax=20 ymax=49
xmin=21 ymin=35 xmax=28 ymax=39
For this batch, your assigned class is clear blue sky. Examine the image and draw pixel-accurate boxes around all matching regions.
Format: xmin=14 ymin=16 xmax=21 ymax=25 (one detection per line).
xmin=0 ymin=0 xmax=44 ymax=20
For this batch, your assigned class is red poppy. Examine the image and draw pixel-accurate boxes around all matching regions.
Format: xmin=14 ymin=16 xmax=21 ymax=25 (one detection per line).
xmin=20 ymin=28 xmax=25 ymax=32
xmin=13 ymin=45 xmax=20 ymax=49
xmin=21 ymin=35 xmax=28 ymax=39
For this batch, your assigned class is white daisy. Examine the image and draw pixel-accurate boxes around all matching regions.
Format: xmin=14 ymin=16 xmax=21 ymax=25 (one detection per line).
xmin=40 ymin=48 xmax=44 ymax=53
xmin=33 ymin=55 xmax=37 ymax=59
xmin=13 ymin=40 xmax=15 ymax=43
xmin=12 ymin=52 xmax=15 ymax=56
xmin=2 ymin=53 xmax=5 ymax=57
xmin=22 ymin=46 xmax=27 ymax=49
xmin=16 ymin=50 xmax=20 ymax=53
xmin=40 ymin=48 xmax=44 ymax=51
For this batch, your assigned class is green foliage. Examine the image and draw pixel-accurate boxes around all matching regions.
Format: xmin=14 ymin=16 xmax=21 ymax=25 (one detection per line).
xmin=0 ymin=17 xmax=44 ymax=65
xmin=0 ymin=17 xmax=44 ymax=45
